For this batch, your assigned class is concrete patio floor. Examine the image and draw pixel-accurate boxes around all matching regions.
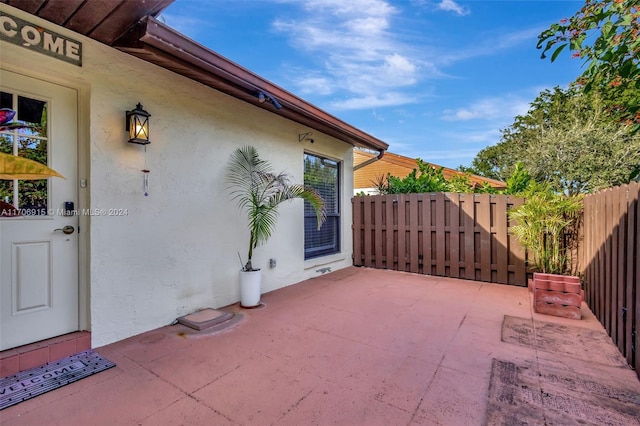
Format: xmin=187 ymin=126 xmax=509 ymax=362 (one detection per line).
xmin=2 ymin=267 xmax=640 ymax=425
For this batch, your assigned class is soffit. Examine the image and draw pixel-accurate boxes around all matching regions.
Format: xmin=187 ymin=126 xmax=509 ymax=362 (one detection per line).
xmin=1 ymin=0 xmax=173 ymax=45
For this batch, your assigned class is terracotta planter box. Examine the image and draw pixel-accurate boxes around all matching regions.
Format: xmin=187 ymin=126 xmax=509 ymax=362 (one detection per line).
xmin=534 ymin=301 xmax=581 ymax=320
xmin=534 ymin=289 xmax=582 ymax=306
xmin=532 ymin=273 xmax=582 ymax=320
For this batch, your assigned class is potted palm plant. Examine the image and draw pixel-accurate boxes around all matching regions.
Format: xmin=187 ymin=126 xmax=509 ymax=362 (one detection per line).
xmin=509 ymin=191 xmax=582 ymax=275
xmin=509 ymin=191 xmax=583 ymax=318
xmin=226 ymin=146 xmax=326 ymax=307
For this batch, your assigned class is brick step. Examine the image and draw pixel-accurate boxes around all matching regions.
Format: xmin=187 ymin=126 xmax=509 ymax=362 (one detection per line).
xmin=0 ymin=331 xmax=91 ymax=377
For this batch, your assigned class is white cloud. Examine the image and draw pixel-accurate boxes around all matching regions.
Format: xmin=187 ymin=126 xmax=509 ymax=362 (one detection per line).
xmin=441 ymin=95 xmax=530 ymax=121
xmin=437 ymin=0 xmax=469 ymax=16
xmin=272 ymin=0 xmax=426 ymax=109
xmin=437 ymin=27 xmax=543 ymax=65
xmin=329 ymin=92 xmax=417 ymax=110
xmin=293 ymin=74 xmax=336 ymax=96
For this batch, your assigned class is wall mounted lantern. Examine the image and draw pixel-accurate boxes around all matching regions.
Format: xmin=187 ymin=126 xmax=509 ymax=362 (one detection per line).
xmin=125 ymin=103 xmax=151 ymax=145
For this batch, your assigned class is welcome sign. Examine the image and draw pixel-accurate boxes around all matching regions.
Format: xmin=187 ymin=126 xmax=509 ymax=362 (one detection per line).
xmin=0 ymin=12 xmax=82 ymax=66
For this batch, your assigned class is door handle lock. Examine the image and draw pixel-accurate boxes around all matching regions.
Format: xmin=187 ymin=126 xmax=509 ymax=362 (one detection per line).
xmin=54 ymin=225 xmax=75 ymax=235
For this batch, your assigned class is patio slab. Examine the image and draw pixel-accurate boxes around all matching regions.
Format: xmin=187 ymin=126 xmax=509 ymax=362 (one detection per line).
xmin=1 ymin=267 xmax=639 ymax=425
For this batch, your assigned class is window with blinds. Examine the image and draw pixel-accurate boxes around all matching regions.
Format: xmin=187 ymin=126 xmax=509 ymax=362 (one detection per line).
xmin=304 ymin=153 xmax=340 ymax=259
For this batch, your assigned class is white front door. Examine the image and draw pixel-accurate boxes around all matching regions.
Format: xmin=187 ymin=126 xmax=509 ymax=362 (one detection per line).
xmin=0 ymin=69 xmax=79 ymax=351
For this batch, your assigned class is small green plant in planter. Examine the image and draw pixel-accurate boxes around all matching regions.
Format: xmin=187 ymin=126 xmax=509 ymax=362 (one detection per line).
xmin=226 ymin=146 xmax=326 ymax=307
xmin=509 ymin=191 xmax=583 ymax=275
xmin=510 ymin=191 xmax=584 ymax=319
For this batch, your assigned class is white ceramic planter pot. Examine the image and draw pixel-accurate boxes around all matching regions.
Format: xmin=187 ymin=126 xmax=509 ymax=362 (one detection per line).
xmin=239 ymin=269 xmax=261 ymax=308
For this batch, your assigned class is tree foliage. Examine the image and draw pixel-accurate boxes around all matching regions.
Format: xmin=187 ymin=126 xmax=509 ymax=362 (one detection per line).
xmin=372 ymin=159 xmax=542 ymax=196
xmin=467 ymin=86 xmax=640 ymax=194
xmin=538 ymin=0 xmax=640 ymax=125
xmin=374 ymin=160 xmax=488 ymax=194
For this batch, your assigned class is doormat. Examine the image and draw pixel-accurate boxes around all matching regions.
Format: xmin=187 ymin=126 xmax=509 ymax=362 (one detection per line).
xmin=0 ymin=350 xmax=115 ymax=410
xmin=484 ymin=358 xmax=640 ymax=425
xmin=501 ymin=315 xmax=628 ymax=367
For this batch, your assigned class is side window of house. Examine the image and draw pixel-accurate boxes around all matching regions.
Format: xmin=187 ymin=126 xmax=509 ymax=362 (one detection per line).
xmin=304 ymin=153 xmax=340 ymax=259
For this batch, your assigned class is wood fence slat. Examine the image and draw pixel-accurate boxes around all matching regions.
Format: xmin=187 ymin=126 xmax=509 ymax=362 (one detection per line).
xmin=585 ymin=195 xmax=593 ymax=307
xmin=463 ymin=193 xmax=475 ymax=280
xmin=592 ymin=191 xmax=601 ymax=313
xmin=397 ymin=195 xmax=407 ymax=272
xmin=363 ymin=197 xmax=373 ymax=268
xmin=352 ymin=197 xmax=362 ymax=266
xmin=616 ymin=186 xmax=626 ymax=354
xmin=592 ymin=194 xmax=598 ymax=307
xmin=495 ymin=195 xmax=508 ymax=284
xmin=385 ymin=195 xmax=394 ymax=269
xmin=435 ymin=193 xmax=446 ymax=276
xmin=422 ymin=194 xmax=433 ymax=275
xmin=597 ymin=189 xmax=606 ymax=323
xmin=449 ymin=193 xmax=460 ymax=278
xmin=509 ymin=197 xmax=526 ymax=286
xmin=605 ymin=189 xmax=613 ymax=335
xmin=634 ymin=183 xmax=640 ymax=375
xmin=409 ymin=194 xmax=420 ymax=273
xmin=611 ymin=186 xmax=619 ymax=344
xmin=374 ymin=196 xmax=383 ymax=269
xmin=626 ymin=185 xmax=638 ymax=362
xmin=477 ymin=194 xmax=492 ymax=282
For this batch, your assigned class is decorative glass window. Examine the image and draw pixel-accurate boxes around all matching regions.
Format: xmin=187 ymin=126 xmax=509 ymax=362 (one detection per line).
xmin=304 ymin=153 xmax=340 ymax=259
xmin=0 ymin=91 xmax=48 ymax=216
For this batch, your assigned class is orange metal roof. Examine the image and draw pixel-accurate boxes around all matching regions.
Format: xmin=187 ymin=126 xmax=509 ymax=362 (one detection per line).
xmin=354 ymin=150 xmax=506 ymax=190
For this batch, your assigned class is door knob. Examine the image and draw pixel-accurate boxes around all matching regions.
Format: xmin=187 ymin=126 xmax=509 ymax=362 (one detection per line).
xmin=54 ymin=225 xmax=75 ymax=235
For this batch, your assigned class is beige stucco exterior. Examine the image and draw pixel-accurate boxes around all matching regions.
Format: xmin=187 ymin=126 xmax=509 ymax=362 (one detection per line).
xmin=1 ymin=4 xmax=354 ymax=347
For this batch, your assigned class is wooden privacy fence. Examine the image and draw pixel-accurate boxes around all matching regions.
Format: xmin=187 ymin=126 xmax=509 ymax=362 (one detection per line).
xmin=352 ymin=193 xmax=528 ymax=286
xmin=581 ymin=181 xmax=640 ymax=375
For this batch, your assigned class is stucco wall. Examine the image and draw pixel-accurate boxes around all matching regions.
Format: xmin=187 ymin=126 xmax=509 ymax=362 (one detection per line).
xmin=1 ymin=5 xmax=355 ymax=348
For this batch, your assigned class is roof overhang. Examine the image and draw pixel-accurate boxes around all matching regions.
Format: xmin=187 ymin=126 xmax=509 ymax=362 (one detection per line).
xmin=114 ymin=17 xmax=388 ymax=152
xmin=2 ymin=0 xmax=388 ymax=152
xmin=1 ymin=0 xmax=173 ymax=45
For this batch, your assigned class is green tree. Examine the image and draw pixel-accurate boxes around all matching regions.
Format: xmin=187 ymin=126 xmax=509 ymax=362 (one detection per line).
xmin=377 ymin=160 xmax=475 ymax=194
xmin=468 ymin=87 xmax=640 ymax=194
xmin=378 ymin=160 xmax=448 ymax=194
xmin=538 ymin=0 xmax=640 ymax=125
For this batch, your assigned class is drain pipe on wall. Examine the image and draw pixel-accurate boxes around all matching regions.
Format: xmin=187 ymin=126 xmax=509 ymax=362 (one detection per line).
xmin=353 ymin=149 xmax=385 ymax=171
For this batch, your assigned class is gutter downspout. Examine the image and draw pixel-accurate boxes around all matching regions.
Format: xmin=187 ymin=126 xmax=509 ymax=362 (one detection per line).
xmin=353 ymin=150 xmax=385 ymax=171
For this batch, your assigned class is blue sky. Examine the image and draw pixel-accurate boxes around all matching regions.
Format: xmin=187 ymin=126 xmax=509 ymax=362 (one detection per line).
xmin=162 ymin=0 xmax=585 ymax=169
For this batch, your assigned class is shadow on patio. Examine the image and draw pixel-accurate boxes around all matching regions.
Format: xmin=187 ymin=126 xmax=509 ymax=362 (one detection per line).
xmin=3 ymin=267 xmax=640 ymax=425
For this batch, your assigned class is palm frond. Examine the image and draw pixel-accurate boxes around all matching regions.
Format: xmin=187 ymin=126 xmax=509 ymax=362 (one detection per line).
xmin=509 ymin=192 xmax=582 ymax=274
xmin=226 ymin=146 xmax=327 ymax=270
